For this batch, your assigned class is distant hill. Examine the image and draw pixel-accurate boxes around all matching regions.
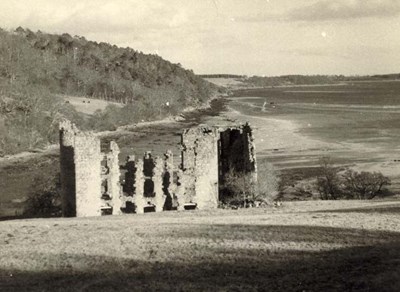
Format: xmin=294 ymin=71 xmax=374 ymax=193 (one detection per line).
xmin=0 ymin=27 xmax=220 ymax=155
xmin=198 ymin=74 xmax=247 ymax=79
xmin=201 ymin=73 xmax=400 ymax=89
xmin=350 ymin=73 xmax=400 ymax=81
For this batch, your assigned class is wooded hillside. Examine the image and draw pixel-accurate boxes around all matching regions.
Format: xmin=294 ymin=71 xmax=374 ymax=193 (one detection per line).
xmin=0 ymin=27 xmax=219 ymax=155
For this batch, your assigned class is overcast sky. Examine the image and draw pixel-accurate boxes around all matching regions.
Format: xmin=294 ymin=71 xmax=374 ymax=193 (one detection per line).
xmin=1 ymin=0 xmax=400 ymax=76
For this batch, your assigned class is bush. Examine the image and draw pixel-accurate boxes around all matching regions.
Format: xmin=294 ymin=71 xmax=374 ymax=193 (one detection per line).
xmin=24 ymin=191 xmax=62 ymax=218
xmin=23 ymin=175 xmax=61 ymax=218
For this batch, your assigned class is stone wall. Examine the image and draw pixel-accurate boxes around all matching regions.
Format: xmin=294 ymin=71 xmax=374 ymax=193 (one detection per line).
xmin=59 ymin=121 xmax=258 ymax=217
xmin=126 ymin=152 xmax=169 ymax=213
xmin=181 ymin=126 xmax=220 ymax=209
xmin=60 ymin=121 xmax=123 ymax=217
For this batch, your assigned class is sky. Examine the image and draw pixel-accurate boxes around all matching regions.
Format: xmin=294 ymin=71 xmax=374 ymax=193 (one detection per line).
xmin=1 ymin=0 xmax=400 ymax=76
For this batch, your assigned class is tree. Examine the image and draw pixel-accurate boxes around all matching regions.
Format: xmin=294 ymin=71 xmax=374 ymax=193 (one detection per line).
xmin=315 ymin=157 xmax=341 ymax=200
xmin=221 ymin=161 xmax=278 ymax=208
xmin=342 ymin=169 xmax=391 ymax=200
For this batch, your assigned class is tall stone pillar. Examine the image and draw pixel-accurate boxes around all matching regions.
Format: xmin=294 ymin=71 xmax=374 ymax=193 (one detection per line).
xmin=153 ymin=157 xmax=165 ymax=212
xmin=108 ymin=141 xmax=122 ymax=215
xmin=133 ymin=159 xmax=146 ymax=214
xmin=74 ymin=133 xmax=102 ymax=217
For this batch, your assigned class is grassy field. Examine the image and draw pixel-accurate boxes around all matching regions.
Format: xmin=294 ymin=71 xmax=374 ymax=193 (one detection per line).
xmin=1 ymin=200 xmax=400 ymax=291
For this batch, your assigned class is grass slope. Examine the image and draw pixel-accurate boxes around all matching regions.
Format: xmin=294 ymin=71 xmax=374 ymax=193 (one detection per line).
xmin=1 ymin=200 xmax=400 ymax=291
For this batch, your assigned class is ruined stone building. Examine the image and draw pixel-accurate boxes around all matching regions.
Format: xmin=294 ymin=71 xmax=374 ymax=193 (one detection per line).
xmin=59 ymin=120 xmax=257 ymax=217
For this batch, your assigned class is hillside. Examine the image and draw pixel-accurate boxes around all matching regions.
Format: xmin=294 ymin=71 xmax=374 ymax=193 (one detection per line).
xmin=0 ymin=27 xmax=219 ymax=155
xmin=6 ymin=27 xmax=218 ymax=104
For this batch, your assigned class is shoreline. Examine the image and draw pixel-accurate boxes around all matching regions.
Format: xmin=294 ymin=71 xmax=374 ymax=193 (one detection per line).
xmin=223 ymin=93 xmax=400 ymax=193
xmin=214 ymin=104 xmax=334 ymax=154
xmin=0 ymin=96 xmax=226 ymax=167
xmin=208 ymin=79 xmax=400 ymax=92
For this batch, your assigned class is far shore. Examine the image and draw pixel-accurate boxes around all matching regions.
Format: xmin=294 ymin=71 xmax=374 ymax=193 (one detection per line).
xmin=205 ymin=77 xmax=400 ymax=91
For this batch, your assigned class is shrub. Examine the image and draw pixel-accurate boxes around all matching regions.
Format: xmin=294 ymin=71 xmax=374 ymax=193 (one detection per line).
xmin=23 ymin=175 xmax=61 ymax=218
xmin=24 ymin=191 xmax=62 ymax=218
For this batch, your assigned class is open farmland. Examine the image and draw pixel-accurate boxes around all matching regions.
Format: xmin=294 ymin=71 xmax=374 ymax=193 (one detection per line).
xmin=1 ymin=200 xmax=400 ymax=291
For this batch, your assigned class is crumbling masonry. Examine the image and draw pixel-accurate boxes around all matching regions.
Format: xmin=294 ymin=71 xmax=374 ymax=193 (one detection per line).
xmin=59 ymin=120 xmax=257 ymax=217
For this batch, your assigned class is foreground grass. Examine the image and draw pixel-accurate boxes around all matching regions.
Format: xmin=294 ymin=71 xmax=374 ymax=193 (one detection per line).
xmin=1 ymin=200 xmax=400 ymax=291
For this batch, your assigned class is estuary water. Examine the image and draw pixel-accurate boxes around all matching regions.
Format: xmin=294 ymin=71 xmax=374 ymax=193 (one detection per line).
xmin=228 ymin=81 xmax=400 ymax=190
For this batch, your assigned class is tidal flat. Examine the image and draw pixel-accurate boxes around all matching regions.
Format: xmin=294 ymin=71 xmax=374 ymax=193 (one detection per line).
xmin=230 ymin=80 xmax=400 ymax=193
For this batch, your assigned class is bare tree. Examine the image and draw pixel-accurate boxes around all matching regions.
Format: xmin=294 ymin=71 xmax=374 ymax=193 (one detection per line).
xmin=315 ymin=157 xmax=341 ymax=200
xmin=223 ymin=168 xmax=255 ymax=207
xmin=257 ymin=159 xmax=280 ymax=204
xmin=222 ymin=160 xmax=279 ymax=207
xmin=343 ymin=169 xmax=390 ymax=200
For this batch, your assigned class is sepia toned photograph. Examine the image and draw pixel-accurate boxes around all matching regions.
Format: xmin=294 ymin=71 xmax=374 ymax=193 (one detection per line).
xmin=1 ymin=0 xmax=400 ymax=291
